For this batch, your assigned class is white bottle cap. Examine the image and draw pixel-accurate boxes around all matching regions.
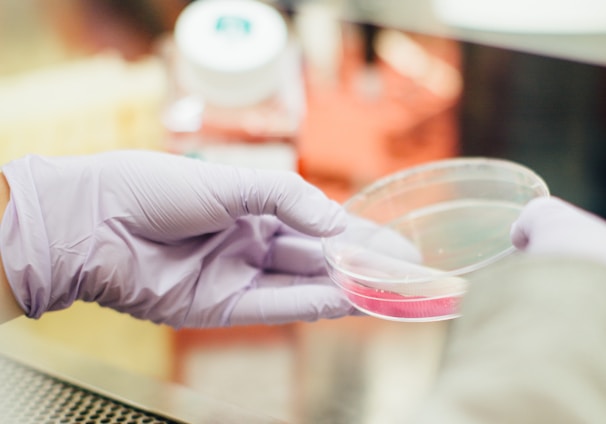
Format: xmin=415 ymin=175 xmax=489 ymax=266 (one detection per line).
xmin=175 ymin=0 xmax=288 ymax=107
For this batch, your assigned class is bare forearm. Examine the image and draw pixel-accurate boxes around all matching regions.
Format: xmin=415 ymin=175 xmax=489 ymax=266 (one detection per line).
xmin=0 ymin=172 xmax=24 ymax=324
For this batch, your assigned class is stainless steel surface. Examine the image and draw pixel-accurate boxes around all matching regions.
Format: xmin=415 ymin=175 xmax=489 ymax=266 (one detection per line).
xmin=0 ymin=325 xmax=284 ymax=424
xmin=295 ymin=319 xmax=448 ymax=423
xmin=173 ymin=318 xmax=449 ymax=423
xmin=0 ymin=317 xmax=449 ymax=423
xmin=0 ymin=354 xmax=179 ymax=424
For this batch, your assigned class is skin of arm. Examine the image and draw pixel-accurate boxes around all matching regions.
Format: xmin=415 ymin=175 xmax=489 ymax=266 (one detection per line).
xmin=0 ymin=172 xmax=25 ymax=323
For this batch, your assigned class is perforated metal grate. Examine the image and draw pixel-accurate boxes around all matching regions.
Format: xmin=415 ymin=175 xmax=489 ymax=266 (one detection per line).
xmin=0 ymin=354 xmax=181 ymax=424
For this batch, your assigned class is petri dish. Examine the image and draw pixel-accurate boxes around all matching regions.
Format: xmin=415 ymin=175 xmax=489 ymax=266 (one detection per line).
xmin=322 ymin=157 xmax=550 ymax=322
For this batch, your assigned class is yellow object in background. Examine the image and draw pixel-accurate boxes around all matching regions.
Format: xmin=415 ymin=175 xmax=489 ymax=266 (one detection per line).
xmin=0 ymin=53 xmax=173 ymax=380
xmin=12 ymin=304 xmax=173 ymax=381
xmin=0 ymin=54 xmax=167 ymax=161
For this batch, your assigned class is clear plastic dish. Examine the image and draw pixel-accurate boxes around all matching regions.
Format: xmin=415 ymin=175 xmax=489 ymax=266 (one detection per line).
xmin=322 ymin=157 xmax=549 ymax=322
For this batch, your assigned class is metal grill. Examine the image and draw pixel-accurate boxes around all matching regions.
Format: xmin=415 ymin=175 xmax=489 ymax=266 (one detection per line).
xmin=0 ymin=354 xmax=181 ymax=424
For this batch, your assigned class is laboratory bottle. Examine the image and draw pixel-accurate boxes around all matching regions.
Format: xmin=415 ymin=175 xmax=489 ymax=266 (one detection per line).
xmin=161 ymin=0 xmax=305 ymax=172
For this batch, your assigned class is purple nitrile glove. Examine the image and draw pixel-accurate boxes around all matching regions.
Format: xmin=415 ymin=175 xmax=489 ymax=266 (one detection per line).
xmin=0 ymin=150 xmax=356 ymax=328
xmin=511 ymin=196 xmax=606 ymax=265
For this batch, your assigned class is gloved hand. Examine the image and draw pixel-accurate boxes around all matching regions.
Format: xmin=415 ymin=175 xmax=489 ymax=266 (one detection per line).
xmin=511 ymin=196 xmax=606 ymax=265
xmin=0 ymin=150 xmax=355 ymax=328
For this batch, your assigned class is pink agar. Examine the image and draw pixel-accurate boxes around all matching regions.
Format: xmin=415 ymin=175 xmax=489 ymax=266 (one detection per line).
xmin=342 ymin=279 xmax=461 ymax=319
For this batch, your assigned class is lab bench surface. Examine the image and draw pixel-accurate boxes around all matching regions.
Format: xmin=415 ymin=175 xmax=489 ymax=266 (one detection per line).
xmin=0 ymin=316 xmax=449 ymax=424
xmin=0 ymin=323 xmax=285 ymax=424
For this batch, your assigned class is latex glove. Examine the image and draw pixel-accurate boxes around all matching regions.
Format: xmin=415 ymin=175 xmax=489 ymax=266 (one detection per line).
xmin=511 ymin=196 xmax=606 ymax=265
xmin=0 ymin=150 xmax=355 ymax=328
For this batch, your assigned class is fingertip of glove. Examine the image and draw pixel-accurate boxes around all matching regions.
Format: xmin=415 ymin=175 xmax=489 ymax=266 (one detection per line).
xmin=509 ymin=220 xmax=528 ymax=250
xmin=510 ymin=196 xmax=556 ymax=249
xmin=292 ymin=188 xmax=347 ymax=237
xmin=322 ymin=200 xmax=348 ymax=235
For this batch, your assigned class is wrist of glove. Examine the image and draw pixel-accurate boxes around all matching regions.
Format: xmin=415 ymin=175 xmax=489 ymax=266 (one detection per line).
xmin=0 ymin=151 xmax=355 ymax=328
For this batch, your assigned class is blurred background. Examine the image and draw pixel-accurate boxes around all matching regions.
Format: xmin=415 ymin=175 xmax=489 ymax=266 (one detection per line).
xmin=0 ymin=0 xmax=605 ymax=422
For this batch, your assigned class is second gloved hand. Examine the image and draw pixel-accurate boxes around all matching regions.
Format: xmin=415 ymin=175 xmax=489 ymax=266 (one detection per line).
xmin=511 ymin=196 xmax=606 ymax=264
xmin=0 ymin=150 xmax=355 ymax=328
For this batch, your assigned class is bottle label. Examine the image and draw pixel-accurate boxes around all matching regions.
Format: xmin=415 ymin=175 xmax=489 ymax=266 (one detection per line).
xmin=183 ymin=141 xmax=297 ymax=172
xmin=215 ymin=15 xmax=252 ymax=37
